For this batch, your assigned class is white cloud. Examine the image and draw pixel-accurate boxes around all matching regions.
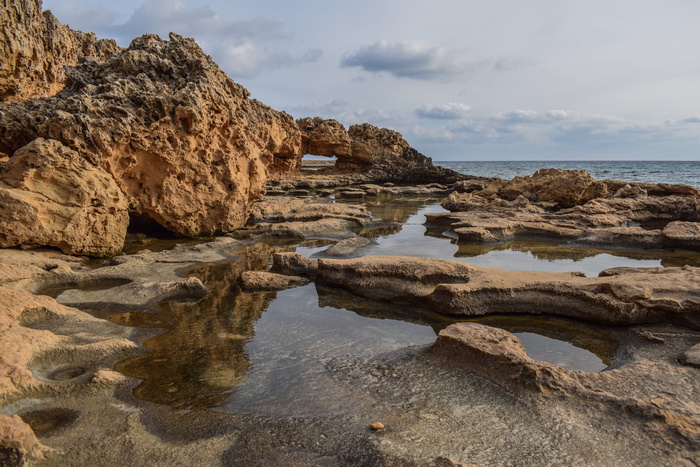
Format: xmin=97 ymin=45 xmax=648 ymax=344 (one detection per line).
xmin=216 ymin=43 xmax=322 ymax=79
xmin=340 ymin=40 xmax=485 ymax=81
xmin=415 ymin=103 xmax=471 ymax=120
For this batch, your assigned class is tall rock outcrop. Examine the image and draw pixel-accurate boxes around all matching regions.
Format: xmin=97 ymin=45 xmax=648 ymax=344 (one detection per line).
xmin=0 ymin=0 xmax=119 ymax=102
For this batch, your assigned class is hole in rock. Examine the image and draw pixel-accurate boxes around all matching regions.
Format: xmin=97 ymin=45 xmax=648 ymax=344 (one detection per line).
xmin=32 ymin=363 xmax=92 ymax=383
xmin=127 ymin=213 xmax=177 ymax=239
xmin=19 ymin=408 xmax=79 ymax=437
xmin=301 ymin=155 xmax=337 ymax=172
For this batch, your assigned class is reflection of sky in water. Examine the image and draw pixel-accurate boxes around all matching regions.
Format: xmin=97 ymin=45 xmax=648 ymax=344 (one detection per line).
xmin=306 ymin=202 xmax=670 ymax=277
xmin=116 ymin=198 xmax=699 ymax=411
xmin=515 ymin=332 xmax=606 ymax=372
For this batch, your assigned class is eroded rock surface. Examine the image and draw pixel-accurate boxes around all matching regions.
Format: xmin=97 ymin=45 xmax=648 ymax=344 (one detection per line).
xmin=0 ymin=0 xmax=119 ymax=102
xmin=0 ymin=138 xmax=129 ymax=256
xmin=0 ymin=32 xmax=300 ymax=242
xmin=434 ymin=169 xmax=700 ymax=251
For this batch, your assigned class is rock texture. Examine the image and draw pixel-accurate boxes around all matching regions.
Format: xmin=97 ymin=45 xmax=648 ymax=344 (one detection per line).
xmin=0 ymin=32 xmax=300 ymax=243
xmin=0 ymin=3 xmax=460 ymax=255
xmin=0 ymin=0 xmax=119 ymax=102
xmin=0 ymin=138 xmax=129 ymax=256
xmin=434 ymin=169 xmax=700 ymax=251
xmin=430 ymin=322 xmax=700 ymax=461
xmin=295 ymin=117 xmax=465 ymax=185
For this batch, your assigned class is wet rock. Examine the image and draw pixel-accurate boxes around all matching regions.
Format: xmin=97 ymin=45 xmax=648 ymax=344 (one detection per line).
xmin=271 ymin=252 xmax=318 ymax=277
xmin=435 ymin=178 xmax=700 ymax=251
xmin=324 ymin=237 xmax=372 ymax=257
xmin=239 ymin=271 xmax=309 ymax=291
xmin=313 ymin=255 xmax=700 ymax=328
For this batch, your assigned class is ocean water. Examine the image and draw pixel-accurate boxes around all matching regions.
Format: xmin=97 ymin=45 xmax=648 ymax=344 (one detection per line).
xmin=437 ymin=160 xmax=700 ymax=188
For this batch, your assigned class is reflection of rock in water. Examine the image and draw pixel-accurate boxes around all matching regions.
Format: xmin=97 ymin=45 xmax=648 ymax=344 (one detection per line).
xmin=351 ymin=197 xmax=442 ymax=240
xmin=316 ymin=285 xmax=616 ymax=366
xmin=454 ymin=241 xmax=700 ymax=267
xmin=115 ymin=241 xmax=293 ymax=409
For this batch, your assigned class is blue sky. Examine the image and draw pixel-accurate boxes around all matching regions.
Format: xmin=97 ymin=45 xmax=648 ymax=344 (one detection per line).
xmin=43 ymin=0 xmax=700 ymax=161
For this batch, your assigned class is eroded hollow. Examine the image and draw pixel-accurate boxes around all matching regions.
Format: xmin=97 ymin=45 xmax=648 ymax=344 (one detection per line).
xmin=19 ymin=408 xmax=79 ymax=437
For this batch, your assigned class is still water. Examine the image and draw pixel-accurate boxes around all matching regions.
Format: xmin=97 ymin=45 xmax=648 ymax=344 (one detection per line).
xmin=109 ymin=196 xmax=699 ymax=411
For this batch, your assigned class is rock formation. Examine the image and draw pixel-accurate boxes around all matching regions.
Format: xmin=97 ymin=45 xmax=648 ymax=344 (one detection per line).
xmin=0 ymin=1 xmax=460 ymax=256
xmin=295 ymin=117 xmax=465 ymax=184
xmin=0 ymin=138 xmax=129 ymax=256
xmin=434 ymin=169 xmax=700 ymax=251
xmin=273 ymin=253 xmax=700 ymax=329
xmin=0 ymin=30 xmax=301 ymax=246
xmin=0 ymin=0 xmax=119 ymax=102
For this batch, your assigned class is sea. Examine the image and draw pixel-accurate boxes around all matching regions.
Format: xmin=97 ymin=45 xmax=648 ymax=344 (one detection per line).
xmin=437 ymin=160 xmax=700 ymax=188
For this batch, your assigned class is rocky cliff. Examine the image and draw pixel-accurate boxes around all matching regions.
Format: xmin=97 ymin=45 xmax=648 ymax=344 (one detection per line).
xmin=0 ymin=0 xmax=120 ymax=102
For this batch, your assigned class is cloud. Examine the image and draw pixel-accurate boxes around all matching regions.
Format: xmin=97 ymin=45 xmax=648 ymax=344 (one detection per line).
xmin=111 ymin=0 xmax=285 ymax=41
xmin=681 ymin=116 xmax=700 ymax=123
xmin=340 ymin=40 xmax=483 ymax=81
xmin=416 ymin=103 xmax=471 ymax=120
xmin=406 ymin=109 xmax=700 ymax=150
xmin=216 ymin=44 xmax=322 ymax=79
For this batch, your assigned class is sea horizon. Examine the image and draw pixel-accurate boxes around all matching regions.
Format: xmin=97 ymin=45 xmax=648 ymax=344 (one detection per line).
xmin=437 ymin=160 xmax=700 ymax=188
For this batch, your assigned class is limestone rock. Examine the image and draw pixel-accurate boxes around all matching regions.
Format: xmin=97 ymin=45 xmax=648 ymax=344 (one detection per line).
xmin=663 ymin=221 xmax=700 ymax=250
xmin=297 ymin=117 xmax=352 ymax=158
xmin=498 ymin=169 xmax=609 ymax=208
xmin=0 ymin=0 xmax=119 ymax=102
xmin=239 ymin=271 xmax=309 ymax=291
xmin=324 ymin=237 xmax=372 ymax=257
xmin=312 ymin=255 xmax=700 ymax=328
xmin=0 ymin=138 xmax=129 ymax=256
xmin=0 ymin=33 xmax=300 ymax=239
xmin=681 ymin=343 xmax=700 ymax=368
xmin=271 ymin=252 xmax=318 ymax=277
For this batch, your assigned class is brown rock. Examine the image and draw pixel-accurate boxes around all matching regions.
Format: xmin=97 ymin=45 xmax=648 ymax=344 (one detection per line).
xmin=663 ymin=221 xmax=700 ymax=250
xmin=0 ymin=33 xmax=300 ymax=240
xmin=0 ymin=0 xmax=120 ymax=102
xmin=681 ymin=343 xmax=700 ymax=368
xmin=313 ymin=255 xmax=700 ymax=328
xmin=239 ymin=271 xmax=309 ymax=291
xmin=498 ymin=168 xmax=609 ymax=208
xmin=369 ymin=422 xmax=385 ymax=430
xmin=0 ymin=414 xmax=53 ymax=465
xmin=0 ymin=138 xmax=129 ymax=256
xmin=271 ymin=252 xmax=319 ymax=277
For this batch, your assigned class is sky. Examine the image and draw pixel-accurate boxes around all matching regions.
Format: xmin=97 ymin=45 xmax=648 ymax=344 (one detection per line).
xmin=42 ymin=0 xmax=700 ymax=161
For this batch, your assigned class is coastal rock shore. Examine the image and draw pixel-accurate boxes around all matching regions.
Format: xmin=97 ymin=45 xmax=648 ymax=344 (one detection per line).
xmin=1 ymin=1 xmax=700 ymax=466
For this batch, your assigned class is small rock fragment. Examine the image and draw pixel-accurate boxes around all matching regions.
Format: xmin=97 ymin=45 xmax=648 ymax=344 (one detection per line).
xmin=369 ymin=422 xmax=385 ymax=430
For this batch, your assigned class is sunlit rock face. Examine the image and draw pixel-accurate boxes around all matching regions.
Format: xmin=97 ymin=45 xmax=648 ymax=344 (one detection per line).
xmin=0 ymin=0 xmax=119 ymax=102
xmin=0 ymin=29 xmax=300 ymax=242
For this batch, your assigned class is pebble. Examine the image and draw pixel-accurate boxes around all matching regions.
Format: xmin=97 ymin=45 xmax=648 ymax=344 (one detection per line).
xmin=369 ymin=422 xmax=385 ymax=430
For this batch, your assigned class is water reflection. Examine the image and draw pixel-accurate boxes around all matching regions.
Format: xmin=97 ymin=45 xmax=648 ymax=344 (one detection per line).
xmin=317 ymin=286 xmax=614 ymax=372
xmin=107 ymin=195 xmax=699 ymax=410
xmin=114 ymin=241 xmax=296 ymax=409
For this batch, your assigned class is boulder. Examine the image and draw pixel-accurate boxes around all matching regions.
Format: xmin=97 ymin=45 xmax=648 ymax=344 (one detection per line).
xmin=0 ymin=139 xmax=129 ymax=256
xmin=498 ymin=169 xmax=609 ymax=208
xmin=0 ymin=33 xmax=300 ymax=239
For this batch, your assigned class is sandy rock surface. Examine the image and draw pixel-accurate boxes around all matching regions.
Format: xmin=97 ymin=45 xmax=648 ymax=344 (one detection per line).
xmin=0 ymin=0 xmax=119 ymax=102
